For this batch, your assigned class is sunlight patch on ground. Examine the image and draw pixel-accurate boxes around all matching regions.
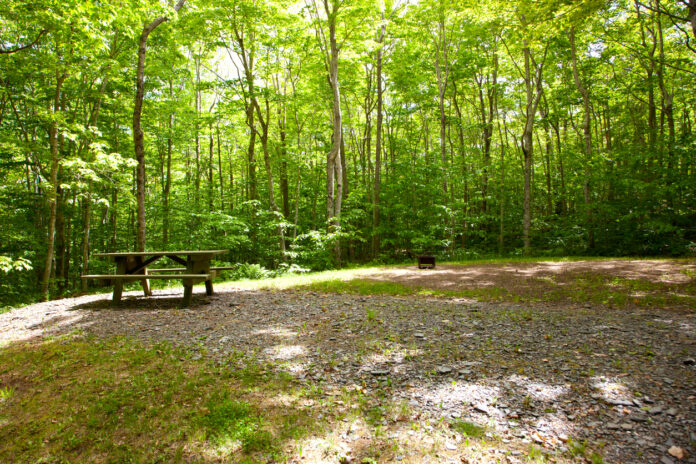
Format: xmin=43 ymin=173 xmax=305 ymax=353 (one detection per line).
xmin=508 ymin=375 xmax=569 ymax=402
xmin=263 ymin=344 xmax=307 ymax=361
xmin=0 ymin=312 xmax=87 ymax=346
xmin=531 ymin=414 xmax=572 ymax=445
xmin=591 ymin=376 xmax=632 ymax=402
xmin=281 ymin=361 xmax=308 ymax=375
xmin=417 ymin=381 xmax=502 ymax=415
xmin=252 ymin=327 xmax=299 ymax=338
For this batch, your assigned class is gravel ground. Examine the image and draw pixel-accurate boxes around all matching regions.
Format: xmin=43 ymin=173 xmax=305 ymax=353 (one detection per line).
xmin=1 ymin=285 xmax=695 ymax=463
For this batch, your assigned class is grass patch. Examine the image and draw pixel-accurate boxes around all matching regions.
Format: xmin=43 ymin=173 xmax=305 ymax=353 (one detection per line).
xmin=0 ymin=385 xmax=15 ymax=401
xmin=0 ymin=334 xmax=318 ymax=463
xmin=298 ymin=278 xmax=414 ymax=296
xmin=200 ymin=396 xmax=272 ymax=453
xmin=450 ymin=420 xmax=486 ymax=439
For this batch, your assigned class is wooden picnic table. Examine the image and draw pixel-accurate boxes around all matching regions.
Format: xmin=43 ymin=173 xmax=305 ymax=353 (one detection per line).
xmin=82 ymin=250 xmax=229 ymax=307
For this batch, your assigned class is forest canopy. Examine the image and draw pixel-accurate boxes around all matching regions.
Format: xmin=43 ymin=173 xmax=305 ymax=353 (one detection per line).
xmin=1 ymin=0 xmax=695 ymax=305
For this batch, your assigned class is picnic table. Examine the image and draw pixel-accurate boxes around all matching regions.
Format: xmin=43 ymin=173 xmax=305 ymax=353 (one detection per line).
xmin=82 ymin=250 xmax=229 ymax=307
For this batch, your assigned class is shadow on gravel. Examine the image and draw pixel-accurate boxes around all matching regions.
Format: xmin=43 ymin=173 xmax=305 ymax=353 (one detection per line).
xmin=1 ymin=286 xmax=695 ymax=463
xmin=69 ymin=289 xmax=214 ymax=312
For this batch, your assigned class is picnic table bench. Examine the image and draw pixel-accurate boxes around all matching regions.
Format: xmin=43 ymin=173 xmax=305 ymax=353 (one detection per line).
xmin=82 ymin=250 xmax=229 ymax=307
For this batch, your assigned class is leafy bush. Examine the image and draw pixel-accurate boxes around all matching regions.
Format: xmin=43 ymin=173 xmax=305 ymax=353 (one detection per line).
xmin=223 ymin=263 xmax=272 ymax=281
xmin=291 ymin=229 xmax=340 ymax=271
xmin=0 ymin=256 xmax=34 ymax=310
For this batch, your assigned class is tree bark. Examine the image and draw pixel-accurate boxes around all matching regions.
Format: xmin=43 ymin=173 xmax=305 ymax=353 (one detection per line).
xmin=217 ymin=125 xmax=224 ymax=210
xmin=163 ymin=84 xmax=173 ymax=246
xmin=434 ymin=14 xmax=450 ymax=195
xmin=520 ymin=41 xmax=546 ymax=255
xmin=569 ymin=26 xmax=594 ymax=249
xmin=373 ymin=10 xmax=385 ymax=259
xmin=208 ymin=122 xmax=214 ymax=212
xmin=133 ymin=0 xmax=186 ymax=253
xmin=318 ymin=0 xmax=344 ymax=264
xmin=55 ymin=167 xmax=66 ymax=293
xmin=41 ymin=70 xmax=67 ymax=301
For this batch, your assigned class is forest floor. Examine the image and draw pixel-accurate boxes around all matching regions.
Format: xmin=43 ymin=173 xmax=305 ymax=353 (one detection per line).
xmin=1 ymin=259 xmax=695 ymax=463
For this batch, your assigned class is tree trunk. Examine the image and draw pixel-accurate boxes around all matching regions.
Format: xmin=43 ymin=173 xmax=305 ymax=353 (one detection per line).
xmin=323 ymin=0 xmax=343 ymax=264
xmin=278 ymin=99 xmax=290 ymax=218
xmin=519 ymin=41 xmax=546 ymax=255
xmin=80 ymin=186 xmax=92 ymax=292
xmin=55 ymin=168 xmax=66 ymax=294
xmin=217 ymin=125 xmax=224 ymax=210
xmin=208 ymin=123 xmax=214 ymax=212
xmin=569 ymin=26 xmax=594 ymax=250
xmin=373 ymin=11 xmax=385 ymax=259
xmin=40 ymin=70 xmax=66 ymax=301
xmin=163 ymin=110 xmax=172 ymax=246
xmin=194 ymin=55 xmax=201 ymax=208
xmin=133 ymin=0 xmax=186 ymax=253
xmin=434 ymin=15 xmax=449 ymax=195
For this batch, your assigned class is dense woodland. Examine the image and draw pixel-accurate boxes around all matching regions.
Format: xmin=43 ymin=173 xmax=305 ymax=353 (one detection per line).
xmin=1 ymin=0 xmax=695 ymax=305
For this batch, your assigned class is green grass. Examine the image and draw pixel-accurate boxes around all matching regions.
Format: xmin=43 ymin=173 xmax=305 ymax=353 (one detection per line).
xmin=0 ymin=334 xmax=318 ymax=463
xmin=200 ymin=396 xmax=273 ymax=453
xmin=450 ymin=420 xmax=486 ymax=439
xmin=0 ymin=385 xmax=15 ymax=401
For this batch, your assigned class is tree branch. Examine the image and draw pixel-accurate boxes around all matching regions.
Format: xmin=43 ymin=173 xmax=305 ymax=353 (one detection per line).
xmin=0 ymin=29 xmax=48 ymax=54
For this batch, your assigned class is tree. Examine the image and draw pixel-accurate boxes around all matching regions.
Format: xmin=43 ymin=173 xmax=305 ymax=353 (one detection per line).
xmin=133 ymin=0 xmax=187 ymax=254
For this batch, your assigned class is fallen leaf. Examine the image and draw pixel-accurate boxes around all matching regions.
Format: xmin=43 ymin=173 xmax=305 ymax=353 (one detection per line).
xmin=669 ymin=446 xmax=688 ymax=460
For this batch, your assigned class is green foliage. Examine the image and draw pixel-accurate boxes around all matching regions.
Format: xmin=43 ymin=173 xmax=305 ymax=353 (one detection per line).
xmin=291 ymin=230 xmax=342 ymax=271
xmin=229 ymin=263 xmax=273 ymax=281
xmin=1 ymin=0 xmax=695 ymax=307
xmin=0 ymin=256 xmax=32 ymax=274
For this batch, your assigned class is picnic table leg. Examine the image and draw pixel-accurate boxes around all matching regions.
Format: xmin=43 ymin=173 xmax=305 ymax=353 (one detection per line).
xmin=136 ymin=257 xmax=152 ymax=296
xmin=113 ymin=258 xmax=126 ymax=303
xmin=182 ymin=281 xmax=193 ymax=307
xmin=205 ymin=279 xmax=214 ymax=296
xmin=181 ymin=255 xmax=199 ymax=307
xmin=113 ymin=281 xmax=123 ymax=303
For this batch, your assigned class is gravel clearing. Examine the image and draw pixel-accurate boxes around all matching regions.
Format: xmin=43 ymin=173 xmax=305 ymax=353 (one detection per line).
xmin=2 ymin=283 xmax=695 ymax=463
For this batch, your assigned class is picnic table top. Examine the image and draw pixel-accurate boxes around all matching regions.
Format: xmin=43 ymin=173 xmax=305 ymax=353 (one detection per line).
xmin=93 ymin=250 xmax=228 ymax=258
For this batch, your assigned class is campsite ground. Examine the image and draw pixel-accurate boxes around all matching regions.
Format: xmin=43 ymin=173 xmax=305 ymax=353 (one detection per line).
xmin=1 ymin=258 xmax=695 ymax=463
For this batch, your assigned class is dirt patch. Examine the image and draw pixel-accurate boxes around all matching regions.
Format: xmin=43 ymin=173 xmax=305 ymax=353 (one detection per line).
xmin=363 ymin=259 xmax=696 ymax=309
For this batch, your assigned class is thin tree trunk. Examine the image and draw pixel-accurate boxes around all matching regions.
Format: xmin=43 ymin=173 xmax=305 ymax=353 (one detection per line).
xmin=80 ymin=183 xmax=92 ymax=292
xmin=133 ymin=0 xmax=186 ymax=253
xmin=40 ymin=70 xmax=66 ymax=301
xmin=163 ymin=112 xmax=172 ymax=246
xmin=323 ymin=0 xmax=343 ymax=265
xmin=373 ymin=10 xmax=385 ymax=259
xmin=569 ymin=26 xmax=594 ymax=249
xmin=217 ymin=125 xmax=224 ymax=210
xmin=208 ymin=123 xmax=214 ymax=212
xmin=293 ymin=166 xmax=301 ymax=240
xmin=519 ymin=41 xmax=546 ymax=255
xmin=55 ymin=165 xmax=66 ymax=293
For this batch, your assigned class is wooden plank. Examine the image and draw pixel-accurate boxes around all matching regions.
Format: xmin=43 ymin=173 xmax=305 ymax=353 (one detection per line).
xmin=82 ymin=274 xmax=212 ymax=280
xmin=166 ymin=255 xmax=187 ymax=265
xmin=129 ymin=255 xmax=162 ymax=275
xmin=93 ymin=250 xmax=227 ymax=258
xmin=148 ymin=268 xmax=187 ymax=272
